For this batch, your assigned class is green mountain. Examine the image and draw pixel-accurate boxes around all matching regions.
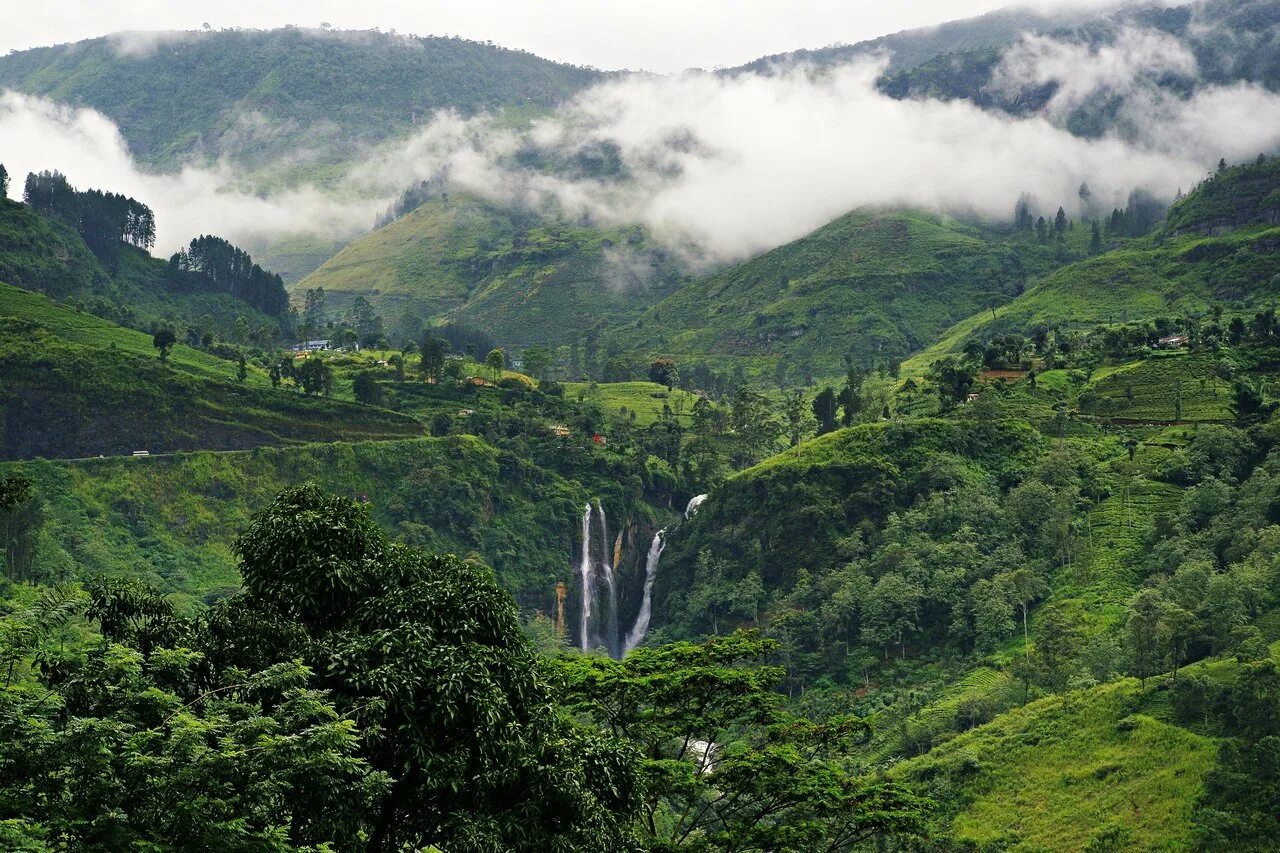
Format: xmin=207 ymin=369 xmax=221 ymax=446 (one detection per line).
xmin=875 ymin=0 xmax=1280 ymax=130
xmin=624 ymin=209 xmax=1084 ymax=380
xmin=0 ymin=29 xmax=603 ymax=170
xmin=293 ymin=193 xmax=689 ymax=347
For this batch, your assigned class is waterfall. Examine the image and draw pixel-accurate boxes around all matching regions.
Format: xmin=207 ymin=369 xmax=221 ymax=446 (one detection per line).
xmin=597 ymin=502 xmax=621 ymax=657
xmin=624 ymin=529 xmax=665 ymax=654
xmin=578 ymin=503 xmax=593 ymax=651
xmin=685 ymin=493 xmax=708 ymax=518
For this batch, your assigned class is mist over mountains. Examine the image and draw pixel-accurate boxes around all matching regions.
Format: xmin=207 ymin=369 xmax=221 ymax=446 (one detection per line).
xmin=0 ymin=0 xmax=1278 ymax=263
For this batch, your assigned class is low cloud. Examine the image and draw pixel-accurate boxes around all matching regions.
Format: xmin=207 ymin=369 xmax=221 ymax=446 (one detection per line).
xmin=0 ymin=91 xmax=384 ymax=253
xmin=5 ymin=28 xmax=1280 ymax=269
xmin=363 ymin=53 xmax=1280 ymax=262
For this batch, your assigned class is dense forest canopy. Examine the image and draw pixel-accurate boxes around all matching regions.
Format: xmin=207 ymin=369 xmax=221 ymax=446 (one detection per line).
xmin=169 ymin=235 xmax=289 ymax=317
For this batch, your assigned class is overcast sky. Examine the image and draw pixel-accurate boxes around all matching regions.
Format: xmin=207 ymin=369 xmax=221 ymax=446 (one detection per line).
xmin=6 ymin=0 xmax=1131 ymax=73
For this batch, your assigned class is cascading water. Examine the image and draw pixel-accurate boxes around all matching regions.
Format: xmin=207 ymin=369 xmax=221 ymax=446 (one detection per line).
xmin=578 ymin=503 xmax=593 ymax=651
xmin=623 ymin=529 xmax=665 ymax=654
xmin=685 ymin=494 xmax=708 ymax=518
xmin=597 ymin=502 xmax=621 ymax=657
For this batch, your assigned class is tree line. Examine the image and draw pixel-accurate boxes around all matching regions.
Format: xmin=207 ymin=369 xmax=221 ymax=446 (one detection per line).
xmin=22 ymin=169 xmax=156 ymax=255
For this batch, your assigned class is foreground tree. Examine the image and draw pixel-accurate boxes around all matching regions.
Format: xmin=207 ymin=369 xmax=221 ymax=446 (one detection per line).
xmin=553 ymin=631 xmax=926 ymax=851
xmin=0 ymin=487 xmax=641 ymax=850
xmin=225 ymin=485 xmax=639 ymax=851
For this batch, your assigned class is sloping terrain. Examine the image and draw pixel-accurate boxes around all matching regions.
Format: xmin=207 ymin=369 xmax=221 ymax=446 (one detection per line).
xmin=294 ymin=193 xmax=688 ymax=346
xmin=0 ymin=282 xmax=420 ymax=460
xmin=625 ymin=209 xmax=1077 ymax=378
xmin=0 ymin=28 xmax=603 ymax=168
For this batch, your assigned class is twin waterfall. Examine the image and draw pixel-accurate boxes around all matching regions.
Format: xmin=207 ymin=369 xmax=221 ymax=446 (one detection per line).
xmin=577 ymin=494 xmax=706 ymax=657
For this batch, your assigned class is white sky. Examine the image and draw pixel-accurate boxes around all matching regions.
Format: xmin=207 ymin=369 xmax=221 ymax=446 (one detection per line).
xmin=5 ymin=0 xmax=1133 ymax=73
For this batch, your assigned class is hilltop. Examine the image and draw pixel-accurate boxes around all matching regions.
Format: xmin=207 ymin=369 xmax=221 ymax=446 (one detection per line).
xmin=904 ymin=156 xmax=1280 ymax=374
xmin=0 ymin=28 xmax=603 ymax=170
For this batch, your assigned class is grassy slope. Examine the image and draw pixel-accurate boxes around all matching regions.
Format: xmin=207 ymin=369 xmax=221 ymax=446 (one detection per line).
xmin=626 ymin=210 xmax=1081 ymax=379
xmin=0 ymin=198 xmax=282 ymax=337
xmin=904 ymin=227 xmax=1280 ymax=374
xmin=294 ymin=194 xmax=688 ymax=347
xmin=894 ymin=678 xmax=1216 ymax=850
xmin=0 ymin=282 xmax=421 ymax=459
xmin=563 ymin=381 xmax=699 ymax=427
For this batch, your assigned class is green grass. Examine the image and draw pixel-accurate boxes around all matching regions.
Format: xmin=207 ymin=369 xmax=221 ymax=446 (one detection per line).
xmin=1084 ymin=352 xmax=1232 ymax=423
xmin=628 ymin=210 xmax=1083 ymax=380
xmin=895 ymin=679 xmax=1216 ymax=851
xmin=0 ymin=283 xmax=422 ymax=460
xmin=0 ymin=281 xmax=269 ymax=385
xmin=563 ymin=381 xmax=699 ymax=427
xmin=1048 ymin=478 xmax=1182 ymax=638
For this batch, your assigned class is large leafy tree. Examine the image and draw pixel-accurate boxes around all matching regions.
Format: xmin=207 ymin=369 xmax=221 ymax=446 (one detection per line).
xmin=224 ymin=485 xmax=640 ymax=851
xmin=0 ymin=487 xmax=642 ymax=851
xmin=552 ymin=631 xmax=926 ymax=851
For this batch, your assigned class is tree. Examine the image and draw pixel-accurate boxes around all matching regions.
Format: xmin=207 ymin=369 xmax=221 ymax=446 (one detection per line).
xmin=812 ymin=386 xmax=838 ymax=435
xmin=1006 ymin=567 xmax=1047 ymax=653
xmin=521 ymin=344 xmax=552 ymax=381
xmin=303 ymin=286 xmax=327 ymax=334
xmin=1089 ymin=220 xmax=1103 ymax=255
xmin=152 ymin=327 xmax=176 ymax=362
xmin=347 ymin=296 xmax=382 ymax=348
xmin=0 ymin=475 xmax=37 ymax=580
xmin=419 ymin=334 xmax=447 ymax=382
xmin=861 ymin=573 xmax=923 ymax=660
xmin=428 ymin=412 xmax=452 ymax=437
xmin=648 ymin=357 xmax=678 ymax=389
xmin=297 ymin=357 xmax=333 ymax=396
xmin=1054 ymin=206 xmax=1068 ymax=236
xmin=553 ymin=632 xmax=926 ymax=850
xmin=1125 ymin=588 xmax=1168 ymax=688
xmin=1228 ymin=316 xmax=1247 ymax=346
xmin=352 ymin=371 xmax=384 ymax=406
xmin=1035 ymin=216 xmax=1048 ymax=242
xmin=837 ymin=367 xmax=863 ymax=426
xmin=782 ymin=389 xmax=810 ymax=446
xmin=224 ymin=486 xmax=640 ymax=850
xmin=970 ymin=576 xmax=1016 ymax=651
xmin=484 ymin=347 xmax=505 ymax=382
xmin=236 ymin=352 xmax=247 ymax=383
xmin=0 ymin=163 xmax=8 ymax=197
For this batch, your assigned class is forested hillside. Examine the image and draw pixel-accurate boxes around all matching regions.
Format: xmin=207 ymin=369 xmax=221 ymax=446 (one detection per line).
xmin=0 ymin=28 xmax=603 ymax=168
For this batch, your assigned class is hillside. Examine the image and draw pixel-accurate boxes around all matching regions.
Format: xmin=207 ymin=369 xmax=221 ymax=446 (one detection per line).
xmin=624 ymin=209 xmax=1080 ymax=379
xmin=903 ymin=157 xmax=1280 ymax=374
xmin=0 ymin=196 xmax=286 ymax=339
xmin=874 ymin=0 xmax=1280 ymax=130
xmin=0 ymin=28 xmax=603 ymax=169
xmin=293 ymin=193 xmax=689 ymax=347
xmin=0 ymin=282 xmax=421 ymax=459
xmin=0 ymin=435 xmax=667 ymax=611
